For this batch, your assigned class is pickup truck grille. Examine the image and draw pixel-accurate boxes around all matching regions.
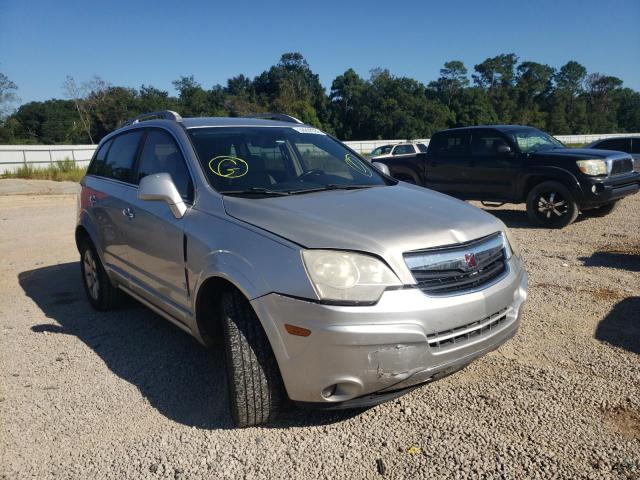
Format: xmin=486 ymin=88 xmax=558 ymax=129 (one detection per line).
xmin=611 ymin=157 xmax=634 ymax=175
xmin=404 ymin=233 xmax=507 ymax=295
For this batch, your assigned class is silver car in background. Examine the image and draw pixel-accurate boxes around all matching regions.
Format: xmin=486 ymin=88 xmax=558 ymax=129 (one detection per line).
xmin=76 ymin=111 xmax=528 ymax=427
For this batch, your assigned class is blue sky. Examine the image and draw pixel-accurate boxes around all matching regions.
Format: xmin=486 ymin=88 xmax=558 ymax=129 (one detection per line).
xmin=1 ymin=0 xmax=639 ymax=105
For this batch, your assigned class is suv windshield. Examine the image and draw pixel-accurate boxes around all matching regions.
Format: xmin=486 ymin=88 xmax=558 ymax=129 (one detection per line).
xmin=188 ymin=126 xmax=387 ymax=194
xmin=508 ymin=128 xmax=564 ymax=153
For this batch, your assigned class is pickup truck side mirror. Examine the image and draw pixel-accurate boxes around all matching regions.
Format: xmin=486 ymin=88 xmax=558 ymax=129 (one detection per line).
xmin=372 ymin=161 xmax=391 ymax=176
xmin=138 ymin=173 xmax=187 ymax=219
xmin=496 ymin=144 xmax=513 ymax=156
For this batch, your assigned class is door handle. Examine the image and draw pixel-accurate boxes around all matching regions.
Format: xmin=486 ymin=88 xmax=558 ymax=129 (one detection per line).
xmin=89 ymin=194 xmax=98 ymax=205
xmin=122 ymin=207 xmax=135 ymax=220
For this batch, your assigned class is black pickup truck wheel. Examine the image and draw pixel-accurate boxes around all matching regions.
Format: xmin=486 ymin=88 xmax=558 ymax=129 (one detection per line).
xmin=221 ymin=289 xmax=285 ymax=427
xmin=526 ymin=181 xmax=579 ymax=228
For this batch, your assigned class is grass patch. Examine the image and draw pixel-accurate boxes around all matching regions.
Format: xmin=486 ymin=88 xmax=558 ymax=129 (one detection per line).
xmin=2 ymin=159 xmax=86 ymax=182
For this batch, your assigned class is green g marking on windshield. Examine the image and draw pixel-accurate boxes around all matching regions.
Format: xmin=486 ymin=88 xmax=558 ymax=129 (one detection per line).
xmin=345 ymin=154 xmax=372 ymax=177
xmin=209 ymin=156 xmax=249 ymax=178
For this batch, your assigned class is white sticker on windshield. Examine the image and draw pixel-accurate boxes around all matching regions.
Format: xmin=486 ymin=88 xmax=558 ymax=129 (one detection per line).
xmin=291 ymin=126 xmax=326 ymax=135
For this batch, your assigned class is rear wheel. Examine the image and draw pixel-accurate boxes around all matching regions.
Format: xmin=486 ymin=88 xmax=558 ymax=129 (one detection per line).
xmin=583 ymin=201 xmax=618 ymax=217
xmin=221 ymin=289 xmax=285 ymax=427
xmin=526 ymin=181 xmax=579 ymax=228
xmin=80 ymin=240 xmax=124 ymax=310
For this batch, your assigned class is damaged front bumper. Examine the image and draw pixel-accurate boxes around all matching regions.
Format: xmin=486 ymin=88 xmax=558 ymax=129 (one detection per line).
xmin=251 ymin=256 xmax=528 ymax=405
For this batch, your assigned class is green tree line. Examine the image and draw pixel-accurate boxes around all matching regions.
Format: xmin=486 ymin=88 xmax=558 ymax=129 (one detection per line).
xmin=1 ymin=52 xmax=638 ymax=144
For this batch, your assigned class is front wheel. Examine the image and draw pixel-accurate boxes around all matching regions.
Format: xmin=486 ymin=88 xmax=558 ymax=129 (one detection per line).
xmin=526 ymin=181 xmax=579 ymax=228
xmin=583 ymin=201 xmax=618 ymax=217
xmin=221 ymin=290 xmax=285 ymax=427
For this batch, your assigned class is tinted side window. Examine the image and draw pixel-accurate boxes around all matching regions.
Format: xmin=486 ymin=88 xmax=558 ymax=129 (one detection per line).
xmin=417 ymin=143 xmax=428 ymax=153
xmin=632 ymin=139 xmax=640 ymax=154
xmin=87 ymin=139 xmax=112 ymax=176
xmin=102 ymin=131 xmax=143 ymax=183
xmin=430 ymin=134 xmax=467 ymax=158
xmin=596 ymin=138 xmax=631 ymax=152
xmin=137 ymin=130 xmax=193 ymax=200
xmin=393 ymin=144 xmax=414 ymax=155
xmin=471 ymin=133 xmax=509 ymax=158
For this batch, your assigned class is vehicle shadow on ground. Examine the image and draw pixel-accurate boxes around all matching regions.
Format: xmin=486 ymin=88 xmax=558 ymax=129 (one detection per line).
xmin=595 ymin=297 xmax=640 ymax=355
xmin=19 ymin=262 xmax=362 ymax=430
xmin=480 ymin=209 xmax=536 ymax=229
xmin=482 ymin=208 xmax=591 ymax=229
xmin=579 ymin=251 xmax=640 ymax=272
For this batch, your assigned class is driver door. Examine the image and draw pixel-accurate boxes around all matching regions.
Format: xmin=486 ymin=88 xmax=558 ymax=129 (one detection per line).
xmin=122 ymin=129 xmax=194 ymax=319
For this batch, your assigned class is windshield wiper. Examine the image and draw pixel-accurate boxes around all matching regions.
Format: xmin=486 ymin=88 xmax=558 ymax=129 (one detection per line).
xmin=288 ymin=184 xmax=375 ymax=195
xmin=219 ymin=187 xmax=290 ymax=196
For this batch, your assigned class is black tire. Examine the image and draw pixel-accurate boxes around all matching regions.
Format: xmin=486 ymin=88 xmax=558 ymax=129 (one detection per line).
xmin=583 ymin=201 xmax=618 ymax=217
xmin=79 ymin=240 xmax=124 ymax=310
xmin=221 ymin=290 xmax=285 ymax=427
xmin=526 ymin=181 xmax=579 ymax=228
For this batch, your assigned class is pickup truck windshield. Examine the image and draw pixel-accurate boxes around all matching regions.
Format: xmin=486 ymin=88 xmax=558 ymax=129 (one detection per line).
xmin=508 ymin=128 xmax=564 ymax=153
xmin=188 ymin=127 xmax=386 ymax=195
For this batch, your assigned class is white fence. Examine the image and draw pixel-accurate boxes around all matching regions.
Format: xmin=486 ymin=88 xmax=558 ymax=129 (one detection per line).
xmin=1 ymin=132 xmax=639 ymax=173
xmin=0 ymin=145 xmax=96 ymax=173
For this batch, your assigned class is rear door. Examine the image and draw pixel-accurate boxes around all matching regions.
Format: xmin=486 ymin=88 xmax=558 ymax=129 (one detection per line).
xmin=466 ymin=129 xmax=523 ymax=200
xmin=122 ymin=129 xmax=194 ymax=317
xmin=83 ymin=130 xmax=144 ymax=279
xmin=425 ymin=131 xmax=471 ymax=196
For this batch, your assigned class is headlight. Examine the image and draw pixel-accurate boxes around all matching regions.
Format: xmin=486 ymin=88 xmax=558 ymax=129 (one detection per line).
xmin=502 ymin=229 xmax=520 ymax=259
xmin=301 ymin=250 xmax=402 ymax=303
xmin=576 ymin=159 xmax=607 ymax=176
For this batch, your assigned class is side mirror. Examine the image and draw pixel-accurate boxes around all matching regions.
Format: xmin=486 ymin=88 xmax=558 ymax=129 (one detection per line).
xmin=372 ymin=161 xmax=391 ymax=176
xmin=138 ymin=173 xmax=187 ymax=219
xmin=496 ymin=144 xmax=512 ymax=156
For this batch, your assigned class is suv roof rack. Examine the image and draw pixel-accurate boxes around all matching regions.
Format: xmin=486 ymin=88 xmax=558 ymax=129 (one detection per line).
xmin=122 ymin=110 xmax=183 ymax=127
xmin=242 ymin=113 xmax=304 ymax=124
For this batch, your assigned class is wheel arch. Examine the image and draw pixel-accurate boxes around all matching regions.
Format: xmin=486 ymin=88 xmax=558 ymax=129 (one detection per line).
xmin=520 ymin=168 xmax=583 ymax=202
xmin=388 ymin=165 xmax=421 ymax=184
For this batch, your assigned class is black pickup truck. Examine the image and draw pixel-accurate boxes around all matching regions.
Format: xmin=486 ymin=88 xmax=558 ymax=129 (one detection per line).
xmin=373 ymin=125 xmax=640 ymax=228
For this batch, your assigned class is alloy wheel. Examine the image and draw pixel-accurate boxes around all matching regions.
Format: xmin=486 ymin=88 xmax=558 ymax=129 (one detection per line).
xmin=536 ymin=191 xmax=568 ymax=220
xmin=83 ymin=249 xmax=100 ymax=300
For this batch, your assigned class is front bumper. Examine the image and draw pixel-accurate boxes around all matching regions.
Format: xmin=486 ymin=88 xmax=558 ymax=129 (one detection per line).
xmin=252 ymin=256 xmax=528 ymax=405
xmin=578 ymin=171 xmax=640 ymax=208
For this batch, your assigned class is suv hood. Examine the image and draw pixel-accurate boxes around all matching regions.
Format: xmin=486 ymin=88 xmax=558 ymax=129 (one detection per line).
xmin=222 ymin=184 xmax=505 ymax=283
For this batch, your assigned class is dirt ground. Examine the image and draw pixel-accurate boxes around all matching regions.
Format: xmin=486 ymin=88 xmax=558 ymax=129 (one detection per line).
xmin=0 ymin=179 xmax=638 ymax=479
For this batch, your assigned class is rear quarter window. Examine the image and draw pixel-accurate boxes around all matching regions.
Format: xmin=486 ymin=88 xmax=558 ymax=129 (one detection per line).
xmin=87 ymin=139 xmax=112 ymax=176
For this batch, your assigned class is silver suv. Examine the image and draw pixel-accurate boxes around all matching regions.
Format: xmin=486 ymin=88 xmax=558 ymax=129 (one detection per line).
xmin=76 ymin=111 xmax=528 ymax=427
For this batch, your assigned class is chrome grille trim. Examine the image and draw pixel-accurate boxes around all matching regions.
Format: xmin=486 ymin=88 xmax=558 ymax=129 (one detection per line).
xmin=404 ymin=233 xmax=508 ymax=295
xmin=427 ymin=308 xmax=509 ymax=350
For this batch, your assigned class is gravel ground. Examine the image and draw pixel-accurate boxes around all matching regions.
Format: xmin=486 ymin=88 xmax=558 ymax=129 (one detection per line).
xmin=0 ymin=180 xmax=638 ymax=479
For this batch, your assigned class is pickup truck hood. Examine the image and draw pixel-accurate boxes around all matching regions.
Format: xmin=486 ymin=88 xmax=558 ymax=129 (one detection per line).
xmin=530 ymin=148 xmax=629 ymax=160
xmin=222 ymin=184 xmax=505 ymax=282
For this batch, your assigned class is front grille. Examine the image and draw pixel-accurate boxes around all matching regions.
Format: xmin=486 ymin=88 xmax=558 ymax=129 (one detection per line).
xmin=427 ymin=308 xmax=508 ymax=350
xmin=405 ymin=233 xmax=508 ymax=295
xmin=611 ymin=157 xmax=633 ymax=175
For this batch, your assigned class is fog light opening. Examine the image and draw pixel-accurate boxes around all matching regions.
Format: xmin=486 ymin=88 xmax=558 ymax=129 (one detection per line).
xmin=321 ymin=384 xmax=337 ymax=399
